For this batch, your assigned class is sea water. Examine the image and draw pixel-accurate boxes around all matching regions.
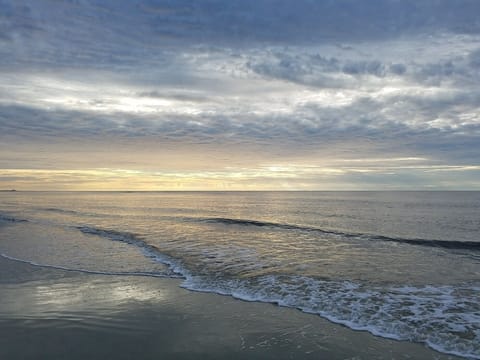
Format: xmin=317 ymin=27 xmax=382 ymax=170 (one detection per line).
xmin=0 ymin=191 xmax=479 ymax=358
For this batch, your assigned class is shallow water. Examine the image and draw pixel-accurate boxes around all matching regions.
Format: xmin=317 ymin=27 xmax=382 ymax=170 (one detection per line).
xmin=0 ymin=191 xmax=479 ymax=358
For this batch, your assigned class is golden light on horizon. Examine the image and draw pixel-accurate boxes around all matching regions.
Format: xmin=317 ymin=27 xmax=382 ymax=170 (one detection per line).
xmin=0 ymin=168 xmax=303 ymax=191
xmin=1 ymin=161 xmax=479 ymax=191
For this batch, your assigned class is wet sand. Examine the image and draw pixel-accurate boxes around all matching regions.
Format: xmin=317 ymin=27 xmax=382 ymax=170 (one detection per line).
xmin=0 ymin=256 xmax=462 ymax=360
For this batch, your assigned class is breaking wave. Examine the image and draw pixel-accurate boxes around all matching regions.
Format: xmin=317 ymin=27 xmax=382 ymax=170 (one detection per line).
xmin=182 ymin=274 xmax=480 ymax=359
xmin=200 ymin=217 xmax=480 ymax=250
xmin=75 ymin=226 xmax=186 ymax=277
xmin=0 ymin=213 xmax=28 ymax=223
xmin=1 ymin=218 xmax=478 ymax=358
xmin=71 ymin=224 xmax=480 ymax=359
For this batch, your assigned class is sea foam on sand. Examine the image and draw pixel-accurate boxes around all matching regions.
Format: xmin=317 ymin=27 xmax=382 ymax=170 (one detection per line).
xmin=0 ymin=255 xmax=463 ymax=360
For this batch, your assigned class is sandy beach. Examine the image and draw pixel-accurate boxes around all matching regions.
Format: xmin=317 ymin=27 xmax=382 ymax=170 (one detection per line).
xmin=0 ymin=255 xmax=462 ymax=360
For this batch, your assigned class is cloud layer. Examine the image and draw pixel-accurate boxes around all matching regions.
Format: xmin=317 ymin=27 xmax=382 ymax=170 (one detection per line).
xmin=1 ymin=0 xmax=479 ymax=189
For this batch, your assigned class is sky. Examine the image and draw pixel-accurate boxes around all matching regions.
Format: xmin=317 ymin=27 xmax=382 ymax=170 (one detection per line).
xmin=1 ymin=0 xmax=480 ymax=190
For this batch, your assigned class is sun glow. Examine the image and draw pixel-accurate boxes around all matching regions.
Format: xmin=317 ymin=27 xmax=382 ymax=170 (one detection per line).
xmin=2 ymin=161 xmax=479 ymax=191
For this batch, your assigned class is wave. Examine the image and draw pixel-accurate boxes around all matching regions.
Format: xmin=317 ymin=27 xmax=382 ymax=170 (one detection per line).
xmin=3 ymin=221 xmax=477 ymax=358
xmin=0 ymin=252 xmax=179 ymax=278
xmin=38 ymin=207 xmax=81 ymax=215
xmin=74 ymin=223 xmax=480 ymax=358
xmin=181 ymin=274 xmax=480 ymax=359
xmin=38 ymin=207 xmax=116 ymax=218
xmin=75 ymin=226 xmax=186 ymax=277
xmin=0 ymin=213 xmax=28 ymax=223
xmin=6 ymin=236 xmax=477 ymax=359
xmin=200 ymin=217 xmax=480 ymax=251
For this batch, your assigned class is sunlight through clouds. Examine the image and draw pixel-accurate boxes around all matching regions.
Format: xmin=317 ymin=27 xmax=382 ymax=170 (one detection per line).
xmin=1 ymin=0 xmax=479 ymax=189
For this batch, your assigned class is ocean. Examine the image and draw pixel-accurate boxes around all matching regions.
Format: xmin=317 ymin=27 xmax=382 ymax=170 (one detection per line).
xmin=0 ymin=191 xmax=479 ymax=359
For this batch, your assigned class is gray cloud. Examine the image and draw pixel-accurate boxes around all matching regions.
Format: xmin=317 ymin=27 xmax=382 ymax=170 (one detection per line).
xmin=247 ymin=45 xmax=480 ymax=89
xmin=136 ymin=0 xmax=480 ymax=44
xmin=2 ymin=0 xmax=480 ymax=69
xmin=469 ymin=48 xmax=480 ymax=68
xmin=1 ymin=0 xmax=479 ymax=189
xmin=389 ymin=63 xmax=407 ymax=75
xmin=1 ymin=94 xmax=478 ymax=165
xmin=137 ymin=90 xmax=211 ymax=103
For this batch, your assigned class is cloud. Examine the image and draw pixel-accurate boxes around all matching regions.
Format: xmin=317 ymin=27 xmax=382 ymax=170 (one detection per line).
xmin=136 ymin=90 xmax=211 ymax=103
xmin=2 ymin=1 xmax=480 ymax=70
xmin=0 ymin=0 xmax=479 ymax=189
xmin=247 ymin=37 xmax=480 ymax=88
xmin=469 ymin=48 xmax=480 ymax=67
xmin=389 ymin=63 xmax=407 ymax=75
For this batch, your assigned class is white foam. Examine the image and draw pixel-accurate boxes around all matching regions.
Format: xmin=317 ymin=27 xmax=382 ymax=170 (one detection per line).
xmin=179 ymin=274 xmax=480 ymax=359
xmin=67 ymin=225 xmax=480 ymax=359
xmin=5 ymin=223 xmax=478 ymax=358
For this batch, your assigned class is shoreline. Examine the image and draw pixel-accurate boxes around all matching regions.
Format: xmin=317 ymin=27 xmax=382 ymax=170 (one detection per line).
xmin=0 ymin=255 xmax=462 ymax=360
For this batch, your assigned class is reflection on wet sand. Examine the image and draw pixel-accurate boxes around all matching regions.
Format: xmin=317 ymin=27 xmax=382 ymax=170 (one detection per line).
xmin=0 ymin=257 xmax=461 ymax=360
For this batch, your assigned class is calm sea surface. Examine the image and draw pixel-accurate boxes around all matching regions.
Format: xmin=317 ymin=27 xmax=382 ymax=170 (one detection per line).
xmin=0 ymin=191 xmax=479 ymax=358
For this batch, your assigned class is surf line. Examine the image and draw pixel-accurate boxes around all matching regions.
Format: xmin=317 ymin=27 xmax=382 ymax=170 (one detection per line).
xmin=0 ymin=252 xmax=178 ymax=279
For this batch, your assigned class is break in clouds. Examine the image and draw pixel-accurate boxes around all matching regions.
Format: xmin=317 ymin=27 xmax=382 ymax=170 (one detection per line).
xmin=0 ymin=0 xmax=479 ymax=189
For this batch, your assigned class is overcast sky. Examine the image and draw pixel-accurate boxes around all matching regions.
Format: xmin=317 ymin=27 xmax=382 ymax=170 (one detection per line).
xmin=1 ymin=0 xmax=479 ymax=190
